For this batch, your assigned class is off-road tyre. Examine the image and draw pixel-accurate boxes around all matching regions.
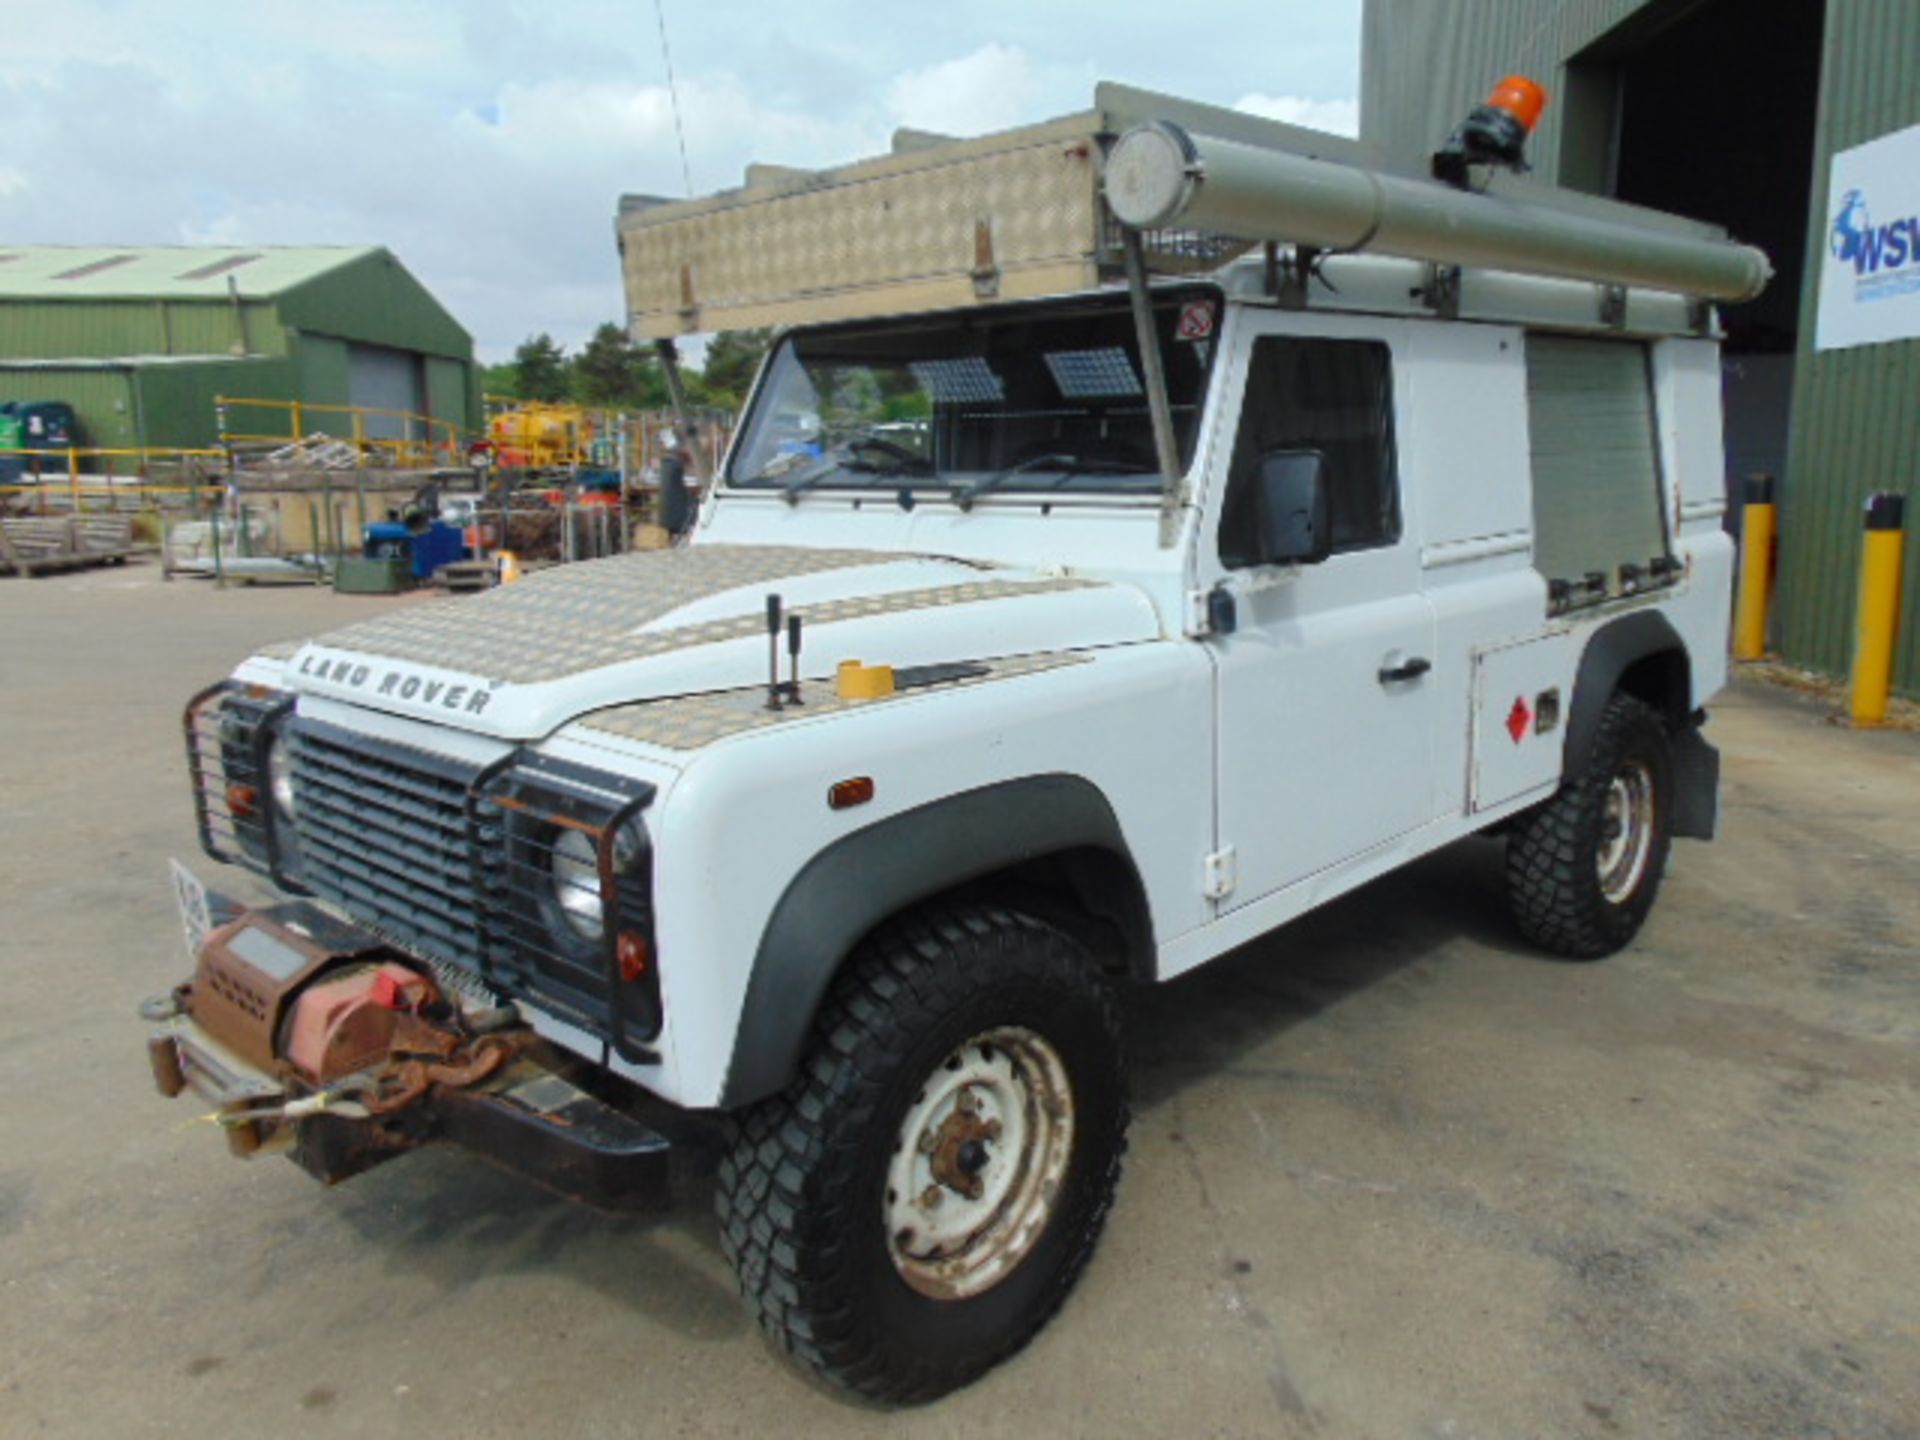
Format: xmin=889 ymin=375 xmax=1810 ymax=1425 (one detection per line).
xmin=715 ymin=902 xmax=1128 ymax=1403
xmin=1506 ymin=692 xmax=1675 ymax=959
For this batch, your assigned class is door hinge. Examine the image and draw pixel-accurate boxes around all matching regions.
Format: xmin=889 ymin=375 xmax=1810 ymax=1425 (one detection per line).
xmin=1204 ymin=846 xmax=1237 ymax=900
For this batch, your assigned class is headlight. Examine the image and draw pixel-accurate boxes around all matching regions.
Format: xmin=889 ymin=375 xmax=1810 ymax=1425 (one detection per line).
xmin=267 ymin=733 xmax=297 ymax=822
xmin=548 ymin=824 xmax=641 ymax=941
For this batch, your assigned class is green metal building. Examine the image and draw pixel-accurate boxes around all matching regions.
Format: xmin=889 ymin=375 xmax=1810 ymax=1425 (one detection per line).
xmin=0 ymin=245 xmax=479 ymax=455
xmin=1363 ymin=0 xmax=1920 ymax=695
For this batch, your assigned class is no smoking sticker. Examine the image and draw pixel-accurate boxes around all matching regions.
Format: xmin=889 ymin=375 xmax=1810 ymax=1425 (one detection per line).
xmin=1175 ymin=300 xmax=1217 ymax=342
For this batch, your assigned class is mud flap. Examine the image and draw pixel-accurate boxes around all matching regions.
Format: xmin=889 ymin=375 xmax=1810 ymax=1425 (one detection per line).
xmin=1671 ymin=722 xmax=1720 ymax=841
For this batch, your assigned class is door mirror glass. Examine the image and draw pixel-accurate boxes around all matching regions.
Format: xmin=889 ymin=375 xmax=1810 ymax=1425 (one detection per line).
xmin=1253 ymin=448 xmax=1331 ymax=565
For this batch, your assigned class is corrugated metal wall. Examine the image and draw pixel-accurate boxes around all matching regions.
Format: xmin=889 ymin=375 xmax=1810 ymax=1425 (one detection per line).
xmin=1364 ymin=0 xmax=1920 ymax=697
xmin=289 ymin=334 xmax=355 ymax=439
xmin=1362 ymin=0 xmax=1644 ymax=181
xmin=0 ymin=370 xmax=136 ymax=450
xmin=0 ymin=357 xmax=293 ymax=453
xmin=283 ymin=253 xmax=477 ymax=436
xmin=138 ymin=358 xmax=291 ymax=448
xmin=0 ymin=299 xmax=276 ymax=360
xmin=424 ymin=356 xmax=473 ymax=438
xmin=1777 ymin=1 xmax=1920 ymax=695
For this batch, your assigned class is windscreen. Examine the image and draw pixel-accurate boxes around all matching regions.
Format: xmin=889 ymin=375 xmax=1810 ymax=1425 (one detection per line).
xmin=728 ymin=287 xmax=1221 ymax=498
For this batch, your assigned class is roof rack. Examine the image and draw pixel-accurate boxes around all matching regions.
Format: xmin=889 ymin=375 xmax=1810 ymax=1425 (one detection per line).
xmin=616 ymin=80 xmax=1767 ymax=342
xmin=617 ymin=80 xmax=1771 ymax=543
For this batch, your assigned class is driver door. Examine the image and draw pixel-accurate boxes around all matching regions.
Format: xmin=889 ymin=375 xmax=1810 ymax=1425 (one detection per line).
xmin=1208 ymin=321 xmax=1437 ymax=911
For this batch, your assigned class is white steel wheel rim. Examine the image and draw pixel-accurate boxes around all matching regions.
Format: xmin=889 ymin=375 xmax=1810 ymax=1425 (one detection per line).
xmin=1597 ymin=759 xmax=1657 ymax=904
xmin=883 ymin=1025 xmax=1076 ymax=1301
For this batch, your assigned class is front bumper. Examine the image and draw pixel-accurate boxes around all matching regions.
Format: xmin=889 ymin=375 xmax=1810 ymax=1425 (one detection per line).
xmin=145 ymin=892 xmax=678 ymax=1212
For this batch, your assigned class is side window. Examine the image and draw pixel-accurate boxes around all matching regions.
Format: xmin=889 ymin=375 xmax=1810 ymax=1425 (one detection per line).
xmin=1218 ymin=336 xmax=1400 ymax=569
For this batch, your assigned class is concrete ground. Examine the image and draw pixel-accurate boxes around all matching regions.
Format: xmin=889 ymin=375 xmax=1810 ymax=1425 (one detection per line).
xmin=2 ymin=563 xmax=1916 ymax=1440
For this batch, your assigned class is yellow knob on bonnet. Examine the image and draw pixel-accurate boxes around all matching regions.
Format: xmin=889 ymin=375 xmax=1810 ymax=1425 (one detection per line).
xmin=836 ymin=660 xmax=895 ymax=699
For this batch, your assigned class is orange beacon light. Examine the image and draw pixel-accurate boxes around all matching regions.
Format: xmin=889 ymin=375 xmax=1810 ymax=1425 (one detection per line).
xmin=1433 ymin=73 xmax=1549 ymax=187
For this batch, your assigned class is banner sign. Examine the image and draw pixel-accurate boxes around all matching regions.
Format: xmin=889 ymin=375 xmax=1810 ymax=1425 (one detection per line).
xmin=1816 ymin=122 xmax=1920 ymax=351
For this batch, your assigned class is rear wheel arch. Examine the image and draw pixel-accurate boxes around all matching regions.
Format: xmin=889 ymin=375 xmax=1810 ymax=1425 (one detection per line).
xmin=718 ymin=774 xmax=1152 ymax=1109
xmin=1565 ymin=612 xmax=1693 ymax=773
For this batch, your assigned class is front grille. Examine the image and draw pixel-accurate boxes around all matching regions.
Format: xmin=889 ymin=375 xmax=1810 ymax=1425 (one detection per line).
xmin=281 ymin=714 xmax=660 ymax=1060
xmin=288 ymin=717 xmax=496 ymax=975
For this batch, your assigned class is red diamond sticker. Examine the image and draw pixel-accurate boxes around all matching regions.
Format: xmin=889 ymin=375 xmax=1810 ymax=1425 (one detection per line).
xmin=1506 ymin=695 xmax=1533 ymax=744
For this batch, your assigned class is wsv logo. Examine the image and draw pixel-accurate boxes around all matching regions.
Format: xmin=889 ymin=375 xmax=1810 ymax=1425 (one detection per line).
xmin=1830 ymin=189 xmax=1917 ymax=274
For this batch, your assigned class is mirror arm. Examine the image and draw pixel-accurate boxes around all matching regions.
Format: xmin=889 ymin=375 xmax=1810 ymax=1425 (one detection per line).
xmin=653 ymin=337 xmax=705 ymax=484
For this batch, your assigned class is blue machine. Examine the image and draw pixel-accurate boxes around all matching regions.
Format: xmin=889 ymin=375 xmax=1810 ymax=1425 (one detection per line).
xmin=363 ymin=518 xmax=468 ymax=581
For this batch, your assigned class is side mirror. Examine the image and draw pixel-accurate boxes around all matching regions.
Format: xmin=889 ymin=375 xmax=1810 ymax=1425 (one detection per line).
xmin=659 ymin=454 xmax=694 ymax=538
xmin=1253 ymin=448 xmax=1331 ymax=565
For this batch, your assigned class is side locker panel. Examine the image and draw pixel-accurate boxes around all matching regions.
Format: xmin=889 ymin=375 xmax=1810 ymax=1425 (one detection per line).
xmin=1470 ymin=635 xmax=1577 ymax=813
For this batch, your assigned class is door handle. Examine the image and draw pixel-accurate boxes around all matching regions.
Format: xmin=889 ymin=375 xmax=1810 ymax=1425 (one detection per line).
xmin=1378 ymin=655 xmax=1432 ymax=684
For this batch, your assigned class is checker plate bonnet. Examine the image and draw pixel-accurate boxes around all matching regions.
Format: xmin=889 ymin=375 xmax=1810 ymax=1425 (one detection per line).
xmin=282 ymin=543 xmax=1159 ymax=740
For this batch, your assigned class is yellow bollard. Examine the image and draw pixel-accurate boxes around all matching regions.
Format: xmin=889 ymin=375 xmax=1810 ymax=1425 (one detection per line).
xmin=1850 ymin=493 xmax=1907 ymax=727
xmin=1732 ymin=474 xmax=1776 ymax=660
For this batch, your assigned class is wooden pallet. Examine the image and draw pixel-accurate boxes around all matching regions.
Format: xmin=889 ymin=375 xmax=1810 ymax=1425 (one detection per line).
xmin=433 ymin=559 xmax=497 ymax=594
xmin=0 ymin=516 xmax=135 ymax=576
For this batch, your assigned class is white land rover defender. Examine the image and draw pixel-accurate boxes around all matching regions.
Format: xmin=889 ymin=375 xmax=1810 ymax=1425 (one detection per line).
xmin=147 ymin=83 xmax=1765 ymax=1401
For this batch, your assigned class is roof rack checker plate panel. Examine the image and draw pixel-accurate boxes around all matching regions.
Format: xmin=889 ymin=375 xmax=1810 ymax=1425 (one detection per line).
xmin=615 ymin=86 xmax=1384 ymax=340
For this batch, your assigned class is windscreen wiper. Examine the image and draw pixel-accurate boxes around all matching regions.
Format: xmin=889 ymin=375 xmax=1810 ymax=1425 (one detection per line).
xmin=780 ymin=453 xmax=928 ymax=504
xmin=950 ymin=453 xmax=1154 ymax=512
xmin=778 ymin=458 xmax=845 ymax=504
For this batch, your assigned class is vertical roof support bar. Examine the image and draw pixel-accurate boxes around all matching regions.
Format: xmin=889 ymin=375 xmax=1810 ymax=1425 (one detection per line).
xmin=1120 ymin=227 xmax=1185 ymax=548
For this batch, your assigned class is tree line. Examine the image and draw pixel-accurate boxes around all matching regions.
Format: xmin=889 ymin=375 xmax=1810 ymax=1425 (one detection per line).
xmin=482 ymin=325 xmax=773 ymax=411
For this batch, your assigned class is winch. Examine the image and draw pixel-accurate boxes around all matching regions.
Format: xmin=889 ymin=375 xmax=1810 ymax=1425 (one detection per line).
xmin=144 ymin=892 xmax=673 ymax=1209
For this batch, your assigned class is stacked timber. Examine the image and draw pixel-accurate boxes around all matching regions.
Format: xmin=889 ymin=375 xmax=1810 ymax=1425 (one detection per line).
xmin=0 ymin=515 xmax=135 ymax=576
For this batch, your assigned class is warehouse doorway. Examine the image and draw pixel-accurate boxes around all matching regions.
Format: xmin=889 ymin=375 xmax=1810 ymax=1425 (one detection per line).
xmin=347 ymin=343 xmax=427 ymax=442
xmin=1562 ymin=0 xmax=1825 ymax=495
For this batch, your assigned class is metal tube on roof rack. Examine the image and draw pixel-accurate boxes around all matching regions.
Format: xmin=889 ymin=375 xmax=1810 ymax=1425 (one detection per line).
xmin=1103 ymin=121 xmax=1771 ymax=303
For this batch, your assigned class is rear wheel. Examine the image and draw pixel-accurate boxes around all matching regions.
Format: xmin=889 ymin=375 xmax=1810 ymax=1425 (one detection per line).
xmin=715 ymin=902 xmax=1128 ymax=1403
xmin=1506 ymin=693 xmax=1674 ymax=958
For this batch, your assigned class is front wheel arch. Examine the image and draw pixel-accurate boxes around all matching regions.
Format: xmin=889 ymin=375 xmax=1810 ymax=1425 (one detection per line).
xmin=718 ymin=775 xmax=1151 ymax=1109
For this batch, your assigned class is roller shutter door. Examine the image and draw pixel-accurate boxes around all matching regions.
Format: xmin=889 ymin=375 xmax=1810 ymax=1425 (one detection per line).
xmin=347 ymin=344 xmax=424 ymax=440
xmin=1524 ymin=334 xmax=1671 ymax=605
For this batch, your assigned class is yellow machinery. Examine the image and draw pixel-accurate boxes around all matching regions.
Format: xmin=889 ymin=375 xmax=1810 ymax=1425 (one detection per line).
xmin=486 ymin=398 xmax=601 ymax=469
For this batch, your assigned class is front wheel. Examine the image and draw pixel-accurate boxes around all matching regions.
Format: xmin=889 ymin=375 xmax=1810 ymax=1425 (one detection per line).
xmin=715 ymin=902 xmax=1128 ymax=1403
xmin=1506 ymin=693 xmax=1675 ymax=958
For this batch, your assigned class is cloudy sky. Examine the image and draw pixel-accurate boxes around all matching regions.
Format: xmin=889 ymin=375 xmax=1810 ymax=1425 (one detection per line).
xmin=0 ymin=0 xmax=1360 ymax=360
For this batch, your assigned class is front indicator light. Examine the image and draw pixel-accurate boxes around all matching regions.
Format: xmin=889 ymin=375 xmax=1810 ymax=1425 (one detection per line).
xmin=828 ymin=776 xmax=875 ymax=810
xmin=617 ymin=931 xmax=651 ymax=982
